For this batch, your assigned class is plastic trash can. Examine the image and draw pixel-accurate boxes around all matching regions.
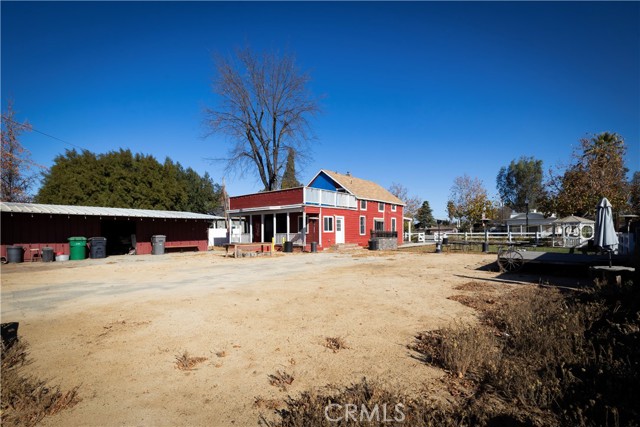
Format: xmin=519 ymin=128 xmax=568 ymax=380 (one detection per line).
xmin=41 ymin=247 xmax=55 ymax=262
xmin=283 ymin=241 xmax=293 ymax=253
xmin=88 ymin=237 xmax=107 ymax=259
xmin=151 ymin=235 xmax=166 ymax=255
xmin=6 ymin=246 xmax=24 ymax=263
xmin=68 ymin=237 xmax=87 ymax=260
xmin=310 ymin=242 xmax=318 ymax=253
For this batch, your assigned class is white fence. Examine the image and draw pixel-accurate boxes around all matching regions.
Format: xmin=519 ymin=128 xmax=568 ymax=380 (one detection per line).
xmin=275 ymin=232 xmax=305 ymax=245
xmin=304 ymin=187 xmax=357 ymax=209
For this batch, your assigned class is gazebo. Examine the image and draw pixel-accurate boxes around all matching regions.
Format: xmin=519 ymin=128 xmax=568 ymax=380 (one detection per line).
xmin=552 ymin=215 xmax=595 ymax=247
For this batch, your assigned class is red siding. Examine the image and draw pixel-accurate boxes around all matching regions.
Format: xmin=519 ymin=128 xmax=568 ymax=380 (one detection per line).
xmin=1 ymin=212 xmax=210 ymax=258
xmin=231 ymin=188 xmax=303 ymax=210
xmin=303 ymin=201 xmax=404 ymax=249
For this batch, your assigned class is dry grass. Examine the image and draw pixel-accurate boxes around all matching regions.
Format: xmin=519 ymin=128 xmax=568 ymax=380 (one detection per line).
xmin=1 ymin=339 xmax=80 ymax=427
xmin=323 ymin=336 xmax=349 ymax=353
xmin=268 ymin=370 xmax=294 ymax=392
xmin=174 ymin=351 xmax=208 ymax=371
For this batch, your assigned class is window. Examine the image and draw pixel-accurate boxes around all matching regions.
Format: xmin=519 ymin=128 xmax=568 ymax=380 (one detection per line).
xmin=359 ymin=216 xmax=366 ymax=235
xmin=582 ymin=225 xmax=593 ymax=238
xmin=391 ymin=205 xmax=397 ymax=212
xmin=323 ymin=216 xmax=334 ymax=232
xmin=391 ymin=218 xmax=397 ymax=232
xmin=374 ymin=219 xmax=384 ymax=231
xmin=378 ymin=202 xmax=384 ymax=212
xmin=360 ymin=200 xmax=367 ymax=210
xmin=297 ymin=216 xmax=309 ymax=234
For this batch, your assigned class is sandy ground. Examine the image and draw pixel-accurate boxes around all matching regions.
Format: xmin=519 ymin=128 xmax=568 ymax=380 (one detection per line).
xmin=2 ymin=248 xmax=514 ymax=426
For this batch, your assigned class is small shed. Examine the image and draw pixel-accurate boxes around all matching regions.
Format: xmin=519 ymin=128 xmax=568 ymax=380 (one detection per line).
xmin=552 ymin=215 xmax=595 ymax=247
xmin=1 ymin=202 xmax=217 ymax=258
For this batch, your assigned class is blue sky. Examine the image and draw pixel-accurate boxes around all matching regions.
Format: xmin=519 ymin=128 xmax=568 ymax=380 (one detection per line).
xmin=2 ymin=1 xmax=638 ymax=218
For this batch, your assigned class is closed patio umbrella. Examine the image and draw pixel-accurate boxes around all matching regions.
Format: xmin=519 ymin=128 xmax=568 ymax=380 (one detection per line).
xmin=594 ymin=197 xmax=619 ymax=267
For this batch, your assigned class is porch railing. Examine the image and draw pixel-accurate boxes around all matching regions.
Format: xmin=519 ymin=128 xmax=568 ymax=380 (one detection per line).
xmin=304 ymin=187 xmax=357 ymax=209
xmin=229 ymin=233 xmax=252 ymax=243
xmin=275 ymin=232 xmax=305 ymax=245
xmin=370 ymin=230 xmax=398 ymax=239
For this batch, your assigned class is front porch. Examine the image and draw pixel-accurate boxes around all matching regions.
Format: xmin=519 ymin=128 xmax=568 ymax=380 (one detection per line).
xmin=227 ymin=209 xmax=320 ymax=249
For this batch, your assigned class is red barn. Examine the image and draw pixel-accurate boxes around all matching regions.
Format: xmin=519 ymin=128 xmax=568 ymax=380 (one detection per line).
xmin=228 ymin=170 xmax=405 ymax=250
xmin=0 ymin=202 xmax=216 ymax=258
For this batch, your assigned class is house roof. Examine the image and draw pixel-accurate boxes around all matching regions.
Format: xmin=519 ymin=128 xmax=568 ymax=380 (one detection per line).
xmin=0 ymin=202 xmax=222 ymax=220
xmin=315 ymin=170 xmax=405 ymax=205
xmin=553 ymin=215 xmax=595 ymax=224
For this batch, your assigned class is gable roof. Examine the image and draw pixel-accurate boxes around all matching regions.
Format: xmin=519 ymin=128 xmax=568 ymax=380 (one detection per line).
xmin=553 ymin=215 xmax=595 ymax=224
xmin=312 ymin=170 xmax=405 ymax=205
xmin=0 ymin=201 xmax=221 ymax=220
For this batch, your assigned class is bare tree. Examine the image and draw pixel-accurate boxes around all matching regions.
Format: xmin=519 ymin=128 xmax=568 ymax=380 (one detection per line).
xmin=205 ymin=48 xmax=319 ymax=191
xmin=388 ymin=182 xmax=422 ymax=219
xmin=1 ymin=101 xmax=35 ymax=202
xmin=447 ymin=174 xmax=493 ymax=231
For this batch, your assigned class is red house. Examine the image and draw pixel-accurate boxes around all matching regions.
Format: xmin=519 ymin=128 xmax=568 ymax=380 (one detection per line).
xmin=228 ymin=170 xmax=405 ymax=250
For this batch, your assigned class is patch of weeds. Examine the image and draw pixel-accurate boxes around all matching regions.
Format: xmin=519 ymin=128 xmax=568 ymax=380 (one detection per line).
xmin=323 ymin=336 xmax=349 ymax=353
xmin=1 ymin=339 xmax=80 ymax=427
xmin=268 ymin=370 xmax=294 ymax=391
xmin=174 ymin=351 xmax=208 ymax=371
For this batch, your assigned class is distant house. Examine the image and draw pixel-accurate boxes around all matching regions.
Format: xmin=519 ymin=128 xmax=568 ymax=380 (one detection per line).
xmin=228 ymin=170 xmax=405 ymax=250
xmin=505 ymin=211 xmax=556 ymax=236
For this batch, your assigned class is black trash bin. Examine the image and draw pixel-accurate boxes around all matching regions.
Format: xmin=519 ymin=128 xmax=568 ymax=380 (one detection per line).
xmin=151 ymin=235 xmax=166 ymax=255
xmin=442 ymin=237 xmax=449 ymax=245
xmin=310 ymin=242 xmax=318 ymax=253
xmin=283 ymin=241 xmax=293 ymax=253
xmin=368 ymin=239 xmax=379 ymax=250
xmin=88 ymin=237 xmax=107 ymax=259
xmin=41 ymin=247 xmax=55 ymax=262
xmin=6 ymin=246 xmax=24 ymax=263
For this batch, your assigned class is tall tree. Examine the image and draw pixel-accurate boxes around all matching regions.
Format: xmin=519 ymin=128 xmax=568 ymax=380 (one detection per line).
xmin=36 ymin=149 xmax=221 ymax=213
xmin=541 ymin=132 xmax=628 ymax=217
xmin=1 ymin=101 xmax=35 ymax=202
xmin=447 ymin=174 xmax=493 ymax=231
xmin=629 ymin=171 xmax=640 ymax=216
xmin=280 ymin=147 xmax=301 ymax=189
xmin=205 ymin=47 xmax=319 ymax=191
xmin=415 ymin=201 xmax=435 ymax=228
xmin=388 ymin=182 xmax=421 ymax=219
xmin=496 ymin=156 xmax=543 ymax=211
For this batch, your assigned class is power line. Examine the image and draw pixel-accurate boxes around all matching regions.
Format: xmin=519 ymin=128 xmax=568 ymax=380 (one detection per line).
xmin=2 ymin=116 xmax=90 ymax=151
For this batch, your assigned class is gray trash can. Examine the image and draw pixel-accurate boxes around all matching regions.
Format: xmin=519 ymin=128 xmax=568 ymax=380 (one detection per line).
xmin=151 ymin=235 xmax=166 ymax=255
xmin=310 ymin=242 xmax=318 ymax=253
xmin=42 ymin=247 xmax=55 ymax=262
xmin=283 ymin=241 xmax=293 ymax=253
xmin=88 ymin=237 xmax=107 ymax=259
xmin=7 ymin=246 xmax=24 ymax=263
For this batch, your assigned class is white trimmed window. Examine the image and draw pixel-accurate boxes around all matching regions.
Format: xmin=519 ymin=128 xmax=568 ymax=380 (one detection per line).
xmin=323 ymin=216 xmax=334 ymax=232
xmin=378 ymin=202 xmax=384 ymax=212
xmin=359 ymin=216 xmax=366 ymax=235
xmin=360 ymin=200 xmax=367 ymax=210
xmin=391 ymin=205 xmax=397 ymax=212
xmin=391 ymin=217 xmax=397 ymax=232
xmin=374 ymin=219 xmax=384 ymax=231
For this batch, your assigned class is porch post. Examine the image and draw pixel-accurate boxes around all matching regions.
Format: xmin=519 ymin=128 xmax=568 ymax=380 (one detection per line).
xmin=273 ymin=214 xmax=277 ymax=244
xmin=302 ymin=210 xmax=306 ymax=247
xmin=249 ymin=215 xmax=253 ymax=243
xmin=261 ymin=214 xmax=265 ymax=242
xmin=286 ymin=212 xmax=291 ymax=241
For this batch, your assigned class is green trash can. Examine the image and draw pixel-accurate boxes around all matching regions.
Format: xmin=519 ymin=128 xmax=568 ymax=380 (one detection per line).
xmin=68 ymin=237 xmax=87 ymax=260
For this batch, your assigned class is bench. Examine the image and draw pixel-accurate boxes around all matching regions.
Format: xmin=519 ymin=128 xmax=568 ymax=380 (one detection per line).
xmin=225 ymin=243 xmax=273 ymax=258
xmin=164 ymin=245 xmax=199 ymax=253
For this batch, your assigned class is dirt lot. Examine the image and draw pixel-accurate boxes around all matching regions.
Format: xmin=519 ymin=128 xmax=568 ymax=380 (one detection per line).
xmin=3 ymin=249 xmax=515 ymax=426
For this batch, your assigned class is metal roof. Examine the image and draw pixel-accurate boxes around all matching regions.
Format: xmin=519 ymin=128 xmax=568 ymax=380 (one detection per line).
xmin=0 ymin=202 xmax=222 ymax=220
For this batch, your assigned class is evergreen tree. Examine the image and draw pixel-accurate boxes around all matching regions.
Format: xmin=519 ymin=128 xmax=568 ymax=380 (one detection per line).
xmin=496 ymin=156 xmax=544 ymax=211
xmin=36 ymin=149 xmax=221 ymax=213
xmin=281 ymin=148 xmax=301 ymax=189
xmin=415 ymin=201 xmax=435 ymax=228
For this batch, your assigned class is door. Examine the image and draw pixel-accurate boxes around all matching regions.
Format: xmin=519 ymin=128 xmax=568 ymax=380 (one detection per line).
xmin=335 ymin=216 xmax=345 ymax=244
